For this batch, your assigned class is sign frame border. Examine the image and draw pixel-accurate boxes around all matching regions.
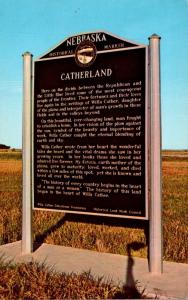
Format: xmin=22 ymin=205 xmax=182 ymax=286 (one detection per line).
xmin=32 ymin=37 xmax=149 ymax=220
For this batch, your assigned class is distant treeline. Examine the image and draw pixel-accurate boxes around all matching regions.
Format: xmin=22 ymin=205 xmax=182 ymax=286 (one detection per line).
xmin=0 ymin=144 xmax=10 ymax=149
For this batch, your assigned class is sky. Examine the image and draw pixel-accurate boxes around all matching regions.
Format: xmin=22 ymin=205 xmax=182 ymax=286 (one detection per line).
xmin=0 ymin=0 xmax=187 ymax=149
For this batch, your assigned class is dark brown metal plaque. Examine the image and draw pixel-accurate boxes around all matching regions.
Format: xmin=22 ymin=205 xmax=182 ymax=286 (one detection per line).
xmin=33 ymin=31 xmax=148 ymax=219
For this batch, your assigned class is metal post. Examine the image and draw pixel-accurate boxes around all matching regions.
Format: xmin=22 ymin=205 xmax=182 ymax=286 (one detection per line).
xmin=148 ymin=34 xmax=163 ymax=273
xmin=22 ymin=52 xmax=33 ymax=254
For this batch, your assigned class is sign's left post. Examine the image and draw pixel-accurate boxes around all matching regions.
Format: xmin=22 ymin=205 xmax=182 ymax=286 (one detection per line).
xmin=22 ymin=52 xmax=33 ymax=254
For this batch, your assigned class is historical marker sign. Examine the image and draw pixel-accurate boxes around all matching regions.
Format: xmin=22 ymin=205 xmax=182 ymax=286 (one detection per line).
xmin=33 ymin=31 xmax=148 ymax=219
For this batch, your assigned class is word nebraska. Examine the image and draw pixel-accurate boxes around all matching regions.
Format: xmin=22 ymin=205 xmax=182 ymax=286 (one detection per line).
xmin=66 ymin=33 xmax=106 ymax=46
xmin=61 ymin=69 xmax=112 ymax=80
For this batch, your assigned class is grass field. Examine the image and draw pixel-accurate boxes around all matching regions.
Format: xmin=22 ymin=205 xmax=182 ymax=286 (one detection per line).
xmin=0 ymin=259 xmax=148 ymax=299
xmin=0 ymin=150 xmax=187 ymax=263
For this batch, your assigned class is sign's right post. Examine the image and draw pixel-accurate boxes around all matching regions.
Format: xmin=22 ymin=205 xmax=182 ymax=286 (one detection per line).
xmin=148 ymin=34 xmax=163 ymax=274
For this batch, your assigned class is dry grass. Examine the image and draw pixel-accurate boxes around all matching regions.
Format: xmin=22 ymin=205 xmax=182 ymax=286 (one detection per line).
xmin=163 ymin=149 xmax=188 ymax=157
xmin=0 ymin=159 xmax=22 ymax=245
xmin=0 ymin=151 xmax=187 ymax=263
xmin=0 ymin=260 xmax=147 ymax=299
xmin=162 ymin=159 xmax=188 ymax=263
xmin=163 ymin=161 xmax=188 ymax=176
